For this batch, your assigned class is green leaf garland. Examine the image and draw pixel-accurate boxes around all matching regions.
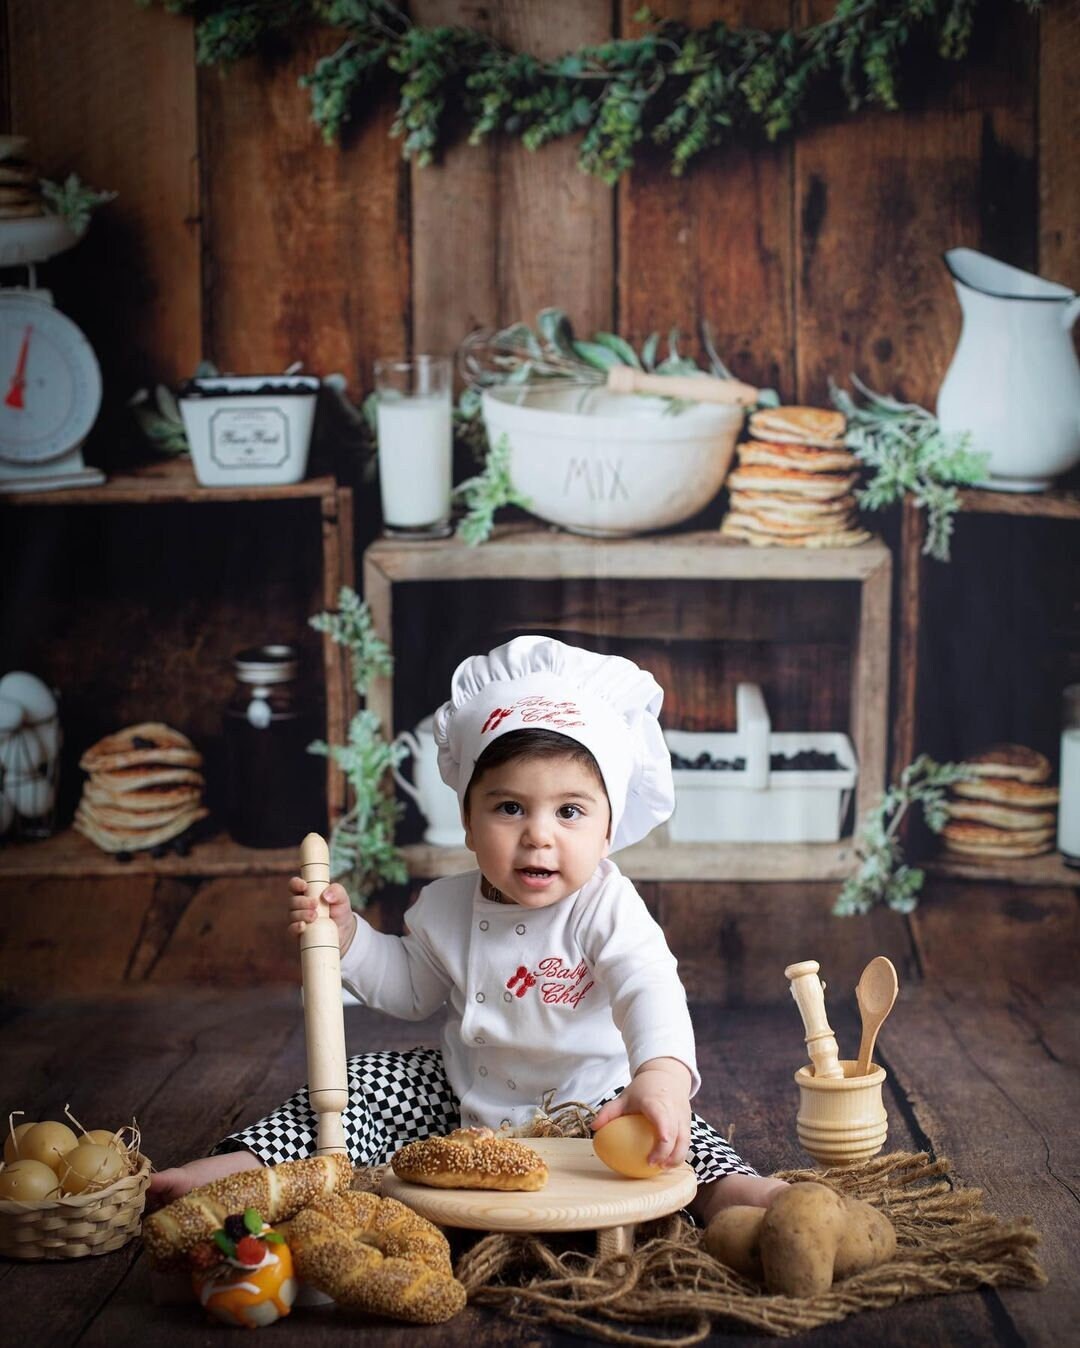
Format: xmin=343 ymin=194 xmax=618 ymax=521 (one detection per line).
xmin=141 ymin=1 xmax=1043 ymax=183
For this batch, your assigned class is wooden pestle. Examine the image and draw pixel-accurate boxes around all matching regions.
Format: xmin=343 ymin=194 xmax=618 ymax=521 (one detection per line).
xmin=784 ymin=960 xmax=844 ymax=1080
xmin=299 ymin=833 xmax=348 ymax=1154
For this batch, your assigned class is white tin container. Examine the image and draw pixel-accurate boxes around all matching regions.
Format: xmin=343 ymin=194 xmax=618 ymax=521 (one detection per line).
xmin=665 ymin=684 xmax=857 ymax=843
xmin=481 ymin=384 xmax=743 ymax=536
xmin=179 ymin=375 xmax=319 ymax=486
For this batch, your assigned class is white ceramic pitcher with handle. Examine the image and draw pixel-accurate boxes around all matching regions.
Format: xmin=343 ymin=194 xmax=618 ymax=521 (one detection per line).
xmin=391 ymin=715 xmax=466 ymax=847
xmin=937 ymin=248 xmax=1080 ymax=491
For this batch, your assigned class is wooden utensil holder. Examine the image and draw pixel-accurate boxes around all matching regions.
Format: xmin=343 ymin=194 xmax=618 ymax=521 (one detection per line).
xmin=793 ymin=1061 xmax=888 ymax=1166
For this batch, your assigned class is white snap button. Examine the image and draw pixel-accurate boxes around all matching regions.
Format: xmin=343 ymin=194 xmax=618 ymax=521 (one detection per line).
xmin=500 ymin=1119 xmax=511 ymax=1128
xmin=503 ymin=991 xmax=512 ymax=1002
xmin=478 ymin=1066 xmax=488 ymax=1076
xmin=474 ymin=1035 xmax=485 ymax=1044
xmin=476 ymin=992 xmax=485 ymax=1003
xmin=515 ymin=923 xmax=526 ymax=935
xmin=507 ymin=1079 xmax=516 ymax=1090
xmin=479 ymin=920 xmax=489 ymax=931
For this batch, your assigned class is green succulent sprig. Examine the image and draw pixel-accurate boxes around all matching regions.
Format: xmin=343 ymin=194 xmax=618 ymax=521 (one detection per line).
xmin=308 ymin=587 xmax=407 ymax=904
xmin=833 ymin=755 xmax=974 ymax=916
xmin=141 ymin=1 xmax=1042 ymax=183
xmin=833 ymin=376 xmax=990 ymax=563
xmin=40 ymin=174 xmax=116 ymax=235
xmin=453 ymin=432 xmax=532 ymax=547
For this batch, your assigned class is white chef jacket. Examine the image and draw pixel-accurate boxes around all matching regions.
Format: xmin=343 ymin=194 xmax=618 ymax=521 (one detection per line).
xmin=339 ymin=858 xmax=700 ymax=1131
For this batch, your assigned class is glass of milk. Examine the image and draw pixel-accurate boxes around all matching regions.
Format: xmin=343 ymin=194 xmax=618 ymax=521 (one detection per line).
xmin=374 ymin=355 xmax=453 ymax=537
xmin=1059 ymin=683 xmax=1080 ymax=868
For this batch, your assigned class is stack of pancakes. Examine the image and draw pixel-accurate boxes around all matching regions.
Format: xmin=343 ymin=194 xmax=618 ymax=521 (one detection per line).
xmin=74 ymin=722 xmax=208 ymax=854
xmin=720 ymin=405 xmax=871 ymax=548
xmin=942 ymin=744 xmax=1059 ymax=861
xmin=0 ymin=135 xmax=45 ymax=221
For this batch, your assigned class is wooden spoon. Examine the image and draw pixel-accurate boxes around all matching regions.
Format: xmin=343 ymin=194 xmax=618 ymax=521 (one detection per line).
xmin=854 ymin=956 xmax=899 ymax=1075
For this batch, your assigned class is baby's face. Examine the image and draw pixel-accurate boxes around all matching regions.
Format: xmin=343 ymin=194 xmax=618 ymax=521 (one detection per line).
xmin=464 ymin=755 xmax=611 ymax=908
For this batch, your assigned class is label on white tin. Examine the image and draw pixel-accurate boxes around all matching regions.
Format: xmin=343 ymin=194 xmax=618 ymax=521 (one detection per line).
xmin=209 ymin=407 xmax=291 ymax=468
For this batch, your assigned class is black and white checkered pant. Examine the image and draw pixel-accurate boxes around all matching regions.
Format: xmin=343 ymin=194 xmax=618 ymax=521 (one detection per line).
xmin=213 ymin=1048 xmax=757 ymax=1185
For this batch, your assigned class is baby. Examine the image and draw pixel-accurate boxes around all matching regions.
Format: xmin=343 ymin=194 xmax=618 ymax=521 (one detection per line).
xmin=150 ymin=636 xmax=786 ymax=1224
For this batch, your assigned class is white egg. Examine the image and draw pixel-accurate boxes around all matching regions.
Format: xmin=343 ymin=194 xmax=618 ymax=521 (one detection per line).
xmin=0 ymin=696 xmax=24 ymax=734
xmin=0 ymin=792 xmax=13 ymax=835
xmin=0 ymin=672 xmax=57 ymax=722
xmin=2 ymin=726 xmax=47 ymax=775
xmin=8 ymin=771 xmax=56 ymax=820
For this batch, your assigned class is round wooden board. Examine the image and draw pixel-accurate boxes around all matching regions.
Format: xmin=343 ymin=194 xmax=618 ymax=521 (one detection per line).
xmin=380 ymin=1136 xmax=697 ymax=1233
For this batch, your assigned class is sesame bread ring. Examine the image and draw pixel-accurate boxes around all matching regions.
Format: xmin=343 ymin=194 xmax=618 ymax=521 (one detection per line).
xmin=391 ymin=1126 xmax=549 ymax=1191
xmin=142 ymin=1153 xmax=354 ymax=1269
xmin=288 ymin=1191 xmax=466 ymax=1324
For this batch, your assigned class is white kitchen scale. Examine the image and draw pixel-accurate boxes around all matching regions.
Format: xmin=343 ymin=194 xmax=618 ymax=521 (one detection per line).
xmin=0 ymin=214 xmax=106 ymax=493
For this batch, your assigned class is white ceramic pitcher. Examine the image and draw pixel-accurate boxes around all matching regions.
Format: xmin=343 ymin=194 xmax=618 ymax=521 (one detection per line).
xmin=937 ymin=248 xmax=1080 ymax=491
xmin=391 ymin=715 xmax=466 ymax=847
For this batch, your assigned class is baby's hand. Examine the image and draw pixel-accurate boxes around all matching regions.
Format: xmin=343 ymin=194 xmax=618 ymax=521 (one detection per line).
xmin=287 ymin=876 xmax=357 ymax=955
xmin=591 ymin=1058 xmax=692 ymax=1169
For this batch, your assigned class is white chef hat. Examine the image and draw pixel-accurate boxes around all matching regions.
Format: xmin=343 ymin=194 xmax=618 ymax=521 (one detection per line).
xmin=433 ymin=635 xmax=675 ymax=851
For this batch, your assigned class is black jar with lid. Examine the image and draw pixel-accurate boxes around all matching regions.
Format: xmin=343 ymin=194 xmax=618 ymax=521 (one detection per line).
xmin=223 ymin=644 xmax=326 ymax=848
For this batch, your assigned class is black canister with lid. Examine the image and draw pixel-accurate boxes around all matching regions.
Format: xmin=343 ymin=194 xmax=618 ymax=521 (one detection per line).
xmin=223 ymin=644 xmax=326 ymax=848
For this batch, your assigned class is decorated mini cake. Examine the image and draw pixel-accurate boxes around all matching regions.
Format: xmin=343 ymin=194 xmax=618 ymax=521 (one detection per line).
xmin=190 ymin=1208 xmax=297 ymax=1328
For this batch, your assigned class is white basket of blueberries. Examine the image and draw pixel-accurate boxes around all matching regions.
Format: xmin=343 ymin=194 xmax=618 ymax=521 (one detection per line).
xmin=664 ymin=684 xmax=857 ymax=844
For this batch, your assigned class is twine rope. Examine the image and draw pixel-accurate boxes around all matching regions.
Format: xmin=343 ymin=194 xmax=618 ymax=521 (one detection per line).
xmin=449 ymin=1152 xmax=1046 ymax=1343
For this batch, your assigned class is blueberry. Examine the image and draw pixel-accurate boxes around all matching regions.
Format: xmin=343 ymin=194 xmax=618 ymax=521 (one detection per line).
xmin=224 ymin=1214 xmax=247 ymax=1242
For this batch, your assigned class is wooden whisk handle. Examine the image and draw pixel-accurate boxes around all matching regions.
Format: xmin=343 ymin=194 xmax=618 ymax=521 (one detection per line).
xmin=605 ymin=365 xmax=759 ymax=406
xmin=299 ymin=832 xmax=348 ymax=1154
xmin=784 ymin=960 xmax=844 ymax=1080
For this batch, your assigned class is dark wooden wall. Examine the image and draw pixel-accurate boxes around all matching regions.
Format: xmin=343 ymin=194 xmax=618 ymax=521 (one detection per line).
xmin=5 ymin=1 xmax=1076 ymax=408
xmin=1 ymin=1 xmax=1078 ymax=1003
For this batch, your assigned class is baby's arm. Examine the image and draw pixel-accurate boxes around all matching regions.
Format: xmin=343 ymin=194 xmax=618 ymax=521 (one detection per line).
xmin=287 ymin=876 xmax=358 ymax=953
xmin=591 ymin=1056 xmax=693 ymax=1169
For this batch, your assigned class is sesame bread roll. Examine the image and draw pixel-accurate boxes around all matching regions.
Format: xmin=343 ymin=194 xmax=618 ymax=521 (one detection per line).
xmin=391 ymin=1126 xmax=549 ymax=1191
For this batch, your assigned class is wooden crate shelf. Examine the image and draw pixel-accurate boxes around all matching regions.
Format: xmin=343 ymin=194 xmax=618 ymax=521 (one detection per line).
xmin=894 ymin=490 xmax=1078 ymax=889
xmin=402 ymin=836 xmax=857 ymax=883
xmin=364 ymin=525 xmax=892 ymax=873
xmin=923 ymin=850 xmax=1079 ymax=888
xmin=0 ymin=456 xmax=341 ymax=506
xmin=0 ymin=826 xmax=300 ymax=878
xmin=2 ymin=457 xmax=356 ymax=829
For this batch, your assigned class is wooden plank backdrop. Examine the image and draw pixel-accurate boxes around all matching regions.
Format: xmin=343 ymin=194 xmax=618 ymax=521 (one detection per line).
xmin=0 ymin=1 xmax=1077 ymax=1000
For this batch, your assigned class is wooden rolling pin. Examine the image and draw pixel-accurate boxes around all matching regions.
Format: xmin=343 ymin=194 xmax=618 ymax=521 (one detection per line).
xmin=784 ymin=960 xmax=844 ymax=1080
xmin=299 ymin=832 xmax=348 ymax=1154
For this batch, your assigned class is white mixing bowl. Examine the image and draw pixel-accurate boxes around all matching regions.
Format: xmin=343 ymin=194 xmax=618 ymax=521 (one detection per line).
xmin=481 ymin=385 xmax=745 ymax=536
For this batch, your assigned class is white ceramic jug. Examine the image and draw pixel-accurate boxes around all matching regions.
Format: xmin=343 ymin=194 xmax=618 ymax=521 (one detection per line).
xmin=937 ymin=248 xmax=1080 ymax=491
xmin=391 ymin=715 xmax=466 ymax=847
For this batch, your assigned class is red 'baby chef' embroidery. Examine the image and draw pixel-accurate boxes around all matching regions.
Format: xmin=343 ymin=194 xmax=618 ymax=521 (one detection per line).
xmin=481 ymin=695 xmax=586 ymax=735
xmin=504 ymin=956 xmax=594 ymax=1009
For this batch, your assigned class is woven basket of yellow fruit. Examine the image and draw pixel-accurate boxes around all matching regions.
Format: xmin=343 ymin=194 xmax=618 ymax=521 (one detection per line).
xmin=0 ymin=1111 xmax=150 ymax=1259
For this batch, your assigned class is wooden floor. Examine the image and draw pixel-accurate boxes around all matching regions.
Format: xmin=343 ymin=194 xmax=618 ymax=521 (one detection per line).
xmin=0 ymin=984 xmax=1075 ymax=1347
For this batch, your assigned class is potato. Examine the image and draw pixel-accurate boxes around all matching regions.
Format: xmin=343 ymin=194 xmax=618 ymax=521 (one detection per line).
xmin=0 ymin=1158 xmax=61 ymax=1201
xmin=703 ymin=1206 xmax=765 ymax=1280
xmin=82 ymin=1129 xmax=123 ymax=1149
xmin=19 ymin=1121 xmax=78 ymax=1173
xmin=3 ymin=1121 xmax=36 ymax=1164
xmin=759 ymin=1182 xmax=847 ymax=1297
xmin=833 ymin=1196 xmax=897 ymax=1279
xmin=58 ymin=1141 xmax=126 ymax=1195
xmin=757 ymin=1182 xmax=897 ymax=1298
